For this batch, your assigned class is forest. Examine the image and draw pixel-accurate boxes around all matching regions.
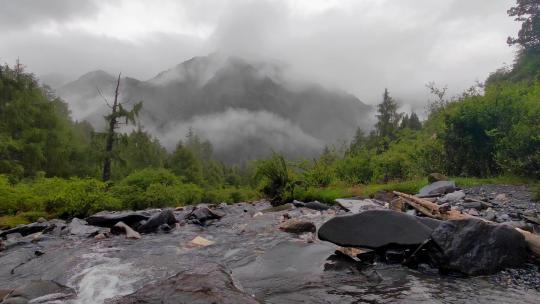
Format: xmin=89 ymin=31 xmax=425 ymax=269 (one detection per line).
xmin=0 ymin=1 xmax=539 ymax=229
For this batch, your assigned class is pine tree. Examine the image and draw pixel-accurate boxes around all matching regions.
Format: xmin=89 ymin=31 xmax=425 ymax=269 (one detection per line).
xmin=375 ymin=88 xmax=401 ymax=140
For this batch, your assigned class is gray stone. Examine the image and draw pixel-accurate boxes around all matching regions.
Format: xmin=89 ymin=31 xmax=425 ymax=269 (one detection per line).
xmin=418 ymin=181 xmax=456 ymax=196
xmin=439 ymin=190 xmax=465 ymax=203
xmin=335 ymin=198 xmax=384 ymax=214
xmin=68 ymin=218 xmax=99 ymax=237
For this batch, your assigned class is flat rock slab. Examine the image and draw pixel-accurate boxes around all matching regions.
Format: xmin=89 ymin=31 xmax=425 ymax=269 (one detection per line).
xmin=68 ymin=218 xmax=99 ymax=237
xmin=429 ymin=218 xmax=528 ymax=275
xmin=107 ymin=263 xmax=259 ymax=304
xmin=335 ymin=198 xmax=384 ymax=214
xmin=86 ymin=211 xmax=150 ymax=228
xmin=318 ymin=210 xmax=436 ymax=249
xmin=418 ymin=181 xmax=456 ymax=196
xmin=4 ymin=280 xmax=75 ymax=302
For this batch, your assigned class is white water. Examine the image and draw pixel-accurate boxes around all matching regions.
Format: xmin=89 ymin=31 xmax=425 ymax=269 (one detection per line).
xmin=67 ymin=249 xmax=141 ymax=304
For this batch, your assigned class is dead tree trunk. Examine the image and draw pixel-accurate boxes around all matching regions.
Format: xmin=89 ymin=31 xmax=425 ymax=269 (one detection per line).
xmin=102 ymin=74 xmax=121 ymax=182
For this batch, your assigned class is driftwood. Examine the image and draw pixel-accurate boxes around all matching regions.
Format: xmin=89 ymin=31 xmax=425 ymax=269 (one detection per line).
xmin=393 ymin=191 xmax=540 ymax=257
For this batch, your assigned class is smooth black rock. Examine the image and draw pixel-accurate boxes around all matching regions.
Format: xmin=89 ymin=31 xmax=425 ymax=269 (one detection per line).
xmin=86 ymin=211 xmax=150 ymax=228
xmin=418 ymin=181 xmax=456 ymax=196
xmin=137 ymin=209 xmax=177 ymax=233
xmin=318 ymin=210 xmax=438 ymax=249
xmin=107 ymin=263 xmax=259 ymax=304
xmin=428 ymin=218 xmax=528 ymax=275
xmin=185 ymin=207 xmax=225 ymax=226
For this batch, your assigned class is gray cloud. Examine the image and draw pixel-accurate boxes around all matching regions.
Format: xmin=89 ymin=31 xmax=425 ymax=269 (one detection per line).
xmin=0 ymin=0 xmax=521 ymax=112
xmin=0 ymin=0 xmax=98 ymax=30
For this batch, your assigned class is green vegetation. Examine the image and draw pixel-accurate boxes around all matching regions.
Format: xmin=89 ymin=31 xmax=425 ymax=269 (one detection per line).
xmin=0 ymin=2 xmax=538 ymax=224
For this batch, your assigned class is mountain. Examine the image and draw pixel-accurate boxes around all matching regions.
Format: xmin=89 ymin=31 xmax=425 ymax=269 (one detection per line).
xmin=56 ymin=54 xmax=373 ymax=163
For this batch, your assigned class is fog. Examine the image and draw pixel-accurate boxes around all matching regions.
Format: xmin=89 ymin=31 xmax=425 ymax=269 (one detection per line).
xmin=0 ymin=0 xmax=520 ymax=110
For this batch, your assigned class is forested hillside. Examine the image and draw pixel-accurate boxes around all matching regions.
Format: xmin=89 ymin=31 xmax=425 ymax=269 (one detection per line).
xmin=0 ymin=0 xmax=538 ymax=228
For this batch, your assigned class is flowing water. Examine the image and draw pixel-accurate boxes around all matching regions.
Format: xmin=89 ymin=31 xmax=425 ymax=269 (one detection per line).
xmin=1 ymin=201 xmax=539 ymax=303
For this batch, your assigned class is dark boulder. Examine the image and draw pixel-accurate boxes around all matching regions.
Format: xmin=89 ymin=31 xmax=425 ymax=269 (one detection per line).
xmin=137 ymin=209 xmax=177 ymax=233
xmin=86 ymin=211 xmax=150 ymax=228
xmin=428 ymin=218 xmax=528 ymax=275
xmin=418 ymin=181 xmax=456 ymax=197
xmin=318 ymin=210 xmax=439 ymax=249
xmin=0 ymin=222 xmax=49 ymax=238
xmin=185 ymin=207 xmax=225 ymax=226
xmin=107 ymin=263 xmax=259 ymax=304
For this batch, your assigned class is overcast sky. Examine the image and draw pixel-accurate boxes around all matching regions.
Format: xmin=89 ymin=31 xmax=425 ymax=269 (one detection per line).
xmin=0 ymin=0 xmax=521 ymax=110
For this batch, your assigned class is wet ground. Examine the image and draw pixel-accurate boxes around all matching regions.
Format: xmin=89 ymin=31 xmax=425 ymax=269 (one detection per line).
xmin=1 ymin=185 xmax=539 ymax=303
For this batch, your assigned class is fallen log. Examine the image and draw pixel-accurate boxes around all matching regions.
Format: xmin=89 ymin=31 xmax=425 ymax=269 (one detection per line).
xmin=393 ymin=191 xmax=540 ymax=258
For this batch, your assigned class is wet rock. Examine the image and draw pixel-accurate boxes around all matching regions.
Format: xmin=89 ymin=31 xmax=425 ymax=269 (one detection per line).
xmin=0 ymin=289 xmax=12 ymax=300
xmin=185 ymin=207 xmax=225 ymax=226
xmin=0 ymin=222 xmax=49 ymax=238
xmin=522 ymin=215 xmax=540 ymax=225
xmin=335 ymin=198 xmax=384 ymax=214
xmin=42 ymin=219 xmax=68 ymax=236
xmin=418 ymin=181 xmax=456 ymax=197
xmin=439 ymin=190 xmax=465 ymax=204
xmin=467 ymin=208 xmax=480 ymax=216
xmin=111 ymin=222 xmax=141 ymax=240
xmin=0 ymin=239 xmax=5 ymax=252
xmin=483 ymin=208 xmax=497 ymax=221
xmin=461 ymin=201 xmax=483 ymax=210
xmin=107 ymin=263 xmax=259 ymax=304
xmin=86 ymin=211 xmax=150 ymax=228
xmin=428 ymin=218 xmax=528 ymax=275
xmin=188 ymin=236 xmax=215 ymax=247
xmin=68 ymin=218 xmax=100 ymax=237
xmin=318 ymin=210 xmax=438 ymax=249
xmin=261 ymin=203 xmax=294 ymax=213
xmin=294 ymin=201 xmax=330 ymax=211
xmin=3 ymin=280 xmax=75 ymax=303
xmin=137 ymin=209 xmax=177 ymax=233
xmin=493 ymin=193 xmax=509 ymax=204
xmin=279 ymin=220 xmax=316 ymax=234
xmin=428 ymin=173 xmax=448 ymax=183
xmin=158 ymin=223 xmax=173 ymax=233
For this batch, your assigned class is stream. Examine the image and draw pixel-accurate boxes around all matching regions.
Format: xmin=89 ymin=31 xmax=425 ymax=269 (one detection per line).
xmin=1 ymin=187 xmax=540 ymax=303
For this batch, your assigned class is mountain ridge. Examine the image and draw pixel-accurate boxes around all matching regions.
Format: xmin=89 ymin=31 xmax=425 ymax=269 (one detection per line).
xmin=56 ymin=54 xmax=373 ymax=162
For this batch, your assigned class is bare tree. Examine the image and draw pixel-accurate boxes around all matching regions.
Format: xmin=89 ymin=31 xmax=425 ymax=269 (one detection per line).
xmin=101 ymin=74 xmax=143 ymax=181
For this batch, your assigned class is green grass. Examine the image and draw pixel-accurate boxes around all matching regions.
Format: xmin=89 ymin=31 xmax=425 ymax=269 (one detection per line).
xmin=290 ymin=175 xmax=538 ymax=204
xmin=453 ymin=175 xmax=534 ymax=187
xmin=0 ymin=211 xmax=51 ymax=229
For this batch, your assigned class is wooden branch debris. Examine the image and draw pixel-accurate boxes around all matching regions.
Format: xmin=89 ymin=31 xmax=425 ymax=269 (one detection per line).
xmin=393 ymin=191 xmax=540 ymax=257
